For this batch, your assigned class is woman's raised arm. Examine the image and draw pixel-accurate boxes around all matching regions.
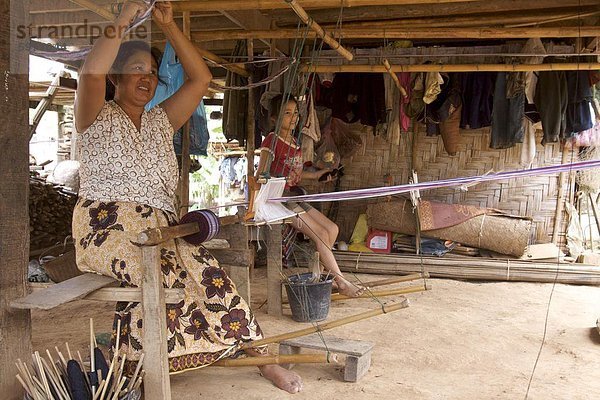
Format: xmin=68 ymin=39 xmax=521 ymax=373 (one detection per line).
xmin=74 ymin=1 xmax=145 ymax=132
xmin=155 ymin=2 xmax=213 ymax=131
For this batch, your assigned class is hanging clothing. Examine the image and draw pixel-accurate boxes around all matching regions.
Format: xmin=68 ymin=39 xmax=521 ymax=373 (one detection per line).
xmin=223 ymin=41 xmax=249 ymax=145
xmin=398 ymin=72 xmax=412 ymax=132
xmin=423 ymin=72 xmax=445 ymax=104
xmin=328 ymin=73 xmax=386 ymax=128
xmin=74 ymin=102 xmax=264 ymax=373
xmin=565 ymin=70 xmax=594 ymax=135
xmin=491 ymin=72 xmax=525 ymax=149
xmin=535 ymin=70 xmax=568 ymax=145
xmin=384 ymin=74 xmax=401 ymax=142
xmin=459 ymin=72 xmax=495 ymax=129
xmin=301 ymin=96 xmax=321 ymax=163
xmin=146 ymin=42 xmax=209 ymax=156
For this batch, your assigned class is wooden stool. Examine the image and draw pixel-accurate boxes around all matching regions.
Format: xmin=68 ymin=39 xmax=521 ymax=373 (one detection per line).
xmin=279 ymin=334 xmax=374 ymax=382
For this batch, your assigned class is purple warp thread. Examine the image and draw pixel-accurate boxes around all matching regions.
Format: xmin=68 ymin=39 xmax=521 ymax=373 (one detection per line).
xmin=179 ymin=209 xmax=220 ymax=245
xmin=271 ymin=159 xmax=600 ymax=203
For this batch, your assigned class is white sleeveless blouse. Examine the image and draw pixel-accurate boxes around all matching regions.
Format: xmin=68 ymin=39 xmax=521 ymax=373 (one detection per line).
xmin=77 ymin=101 xmax=179 ymax=213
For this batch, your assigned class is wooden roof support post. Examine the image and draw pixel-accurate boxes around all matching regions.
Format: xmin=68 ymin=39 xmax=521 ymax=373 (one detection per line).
xmin=284 ymin=0 xmax=354 ymax=61
xmin=1 ymin=1 xmax=32 ymax=398
xmin=247 ymin=39 xmax=256 ymax=180
xmin=180 ymin=11 xmax=192 ymax=217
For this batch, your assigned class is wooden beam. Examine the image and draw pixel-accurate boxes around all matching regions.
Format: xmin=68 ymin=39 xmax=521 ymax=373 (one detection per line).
xmin=192 ymin=25 xmax=600 ymax=41
xmin=171 ymin=0 xmax=482 ymax=12
xmin=271 ymin=0 xmax=600 ymax=26
xmin=301 ymin=63 xmax=600 ymax=73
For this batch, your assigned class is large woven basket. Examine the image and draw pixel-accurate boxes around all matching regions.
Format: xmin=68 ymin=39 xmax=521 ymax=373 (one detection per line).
xmin=40 ymin=242 xmax=82 ymax=283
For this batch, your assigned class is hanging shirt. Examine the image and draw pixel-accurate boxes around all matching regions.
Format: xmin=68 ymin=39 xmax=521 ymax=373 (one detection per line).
xmin=260 ymin=133 xmax=303 ymax=188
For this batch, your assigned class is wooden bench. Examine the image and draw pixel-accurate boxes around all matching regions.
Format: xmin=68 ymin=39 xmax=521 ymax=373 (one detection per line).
xmin=11 ymin=217 xmax=252 ymax=400
xmin=279 ymin=334 xmax=375 ymax=382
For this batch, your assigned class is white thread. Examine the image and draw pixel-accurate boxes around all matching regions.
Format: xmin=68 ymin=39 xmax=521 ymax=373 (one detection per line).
xmin=478 ymin=214 xmax=486 ymax=248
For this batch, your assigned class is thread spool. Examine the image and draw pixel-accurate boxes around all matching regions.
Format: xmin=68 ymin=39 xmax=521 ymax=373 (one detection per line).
xmin=179 ymin=210 xmax=221 ymax=245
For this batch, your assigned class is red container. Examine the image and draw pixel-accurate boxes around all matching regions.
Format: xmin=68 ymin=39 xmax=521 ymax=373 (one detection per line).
xmin=366 ymin=229 xmax=392 ymax=253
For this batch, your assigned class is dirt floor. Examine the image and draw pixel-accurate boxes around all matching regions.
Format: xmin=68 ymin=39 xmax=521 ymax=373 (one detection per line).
xmin=33 ymin=267 xmax=600 ymax=400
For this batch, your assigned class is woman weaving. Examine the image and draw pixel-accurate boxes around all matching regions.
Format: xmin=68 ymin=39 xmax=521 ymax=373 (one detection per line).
xmin=73 ymin=1 xmax=302 ymax=393
xmin=257 ymin=95 xmax=364 ymax=298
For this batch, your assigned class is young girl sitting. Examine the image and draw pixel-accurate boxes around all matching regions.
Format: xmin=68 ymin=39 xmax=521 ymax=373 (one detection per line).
xmin=257 ymin=94 xmax=363 ymax=298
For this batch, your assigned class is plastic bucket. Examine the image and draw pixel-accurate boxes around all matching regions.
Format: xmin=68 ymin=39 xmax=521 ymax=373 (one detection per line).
xmin=284 ymin=273 xmax=333 ymax=322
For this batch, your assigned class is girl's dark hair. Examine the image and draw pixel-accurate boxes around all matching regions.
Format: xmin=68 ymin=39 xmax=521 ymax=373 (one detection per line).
xmin=269 ymin=94 xmax=298 ymax=118
xmin=105 ymin=40 xmax=164 ymax=101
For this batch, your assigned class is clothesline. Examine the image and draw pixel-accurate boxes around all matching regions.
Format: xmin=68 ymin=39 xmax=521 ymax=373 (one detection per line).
xmin=270 ymin=159 xmax=600 ymax=203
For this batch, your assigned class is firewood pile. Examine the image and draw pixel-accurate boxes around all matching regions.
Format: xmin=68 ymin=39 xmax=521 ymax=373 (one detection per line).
xmin=30 ymin=177 xmax=77 ymax=251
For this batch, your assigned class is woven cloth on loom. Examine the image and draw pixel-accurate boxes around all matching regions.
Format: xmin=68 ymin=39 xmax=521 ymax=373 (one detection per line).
xmin=367 ymin=199 xmax=532 ymax=257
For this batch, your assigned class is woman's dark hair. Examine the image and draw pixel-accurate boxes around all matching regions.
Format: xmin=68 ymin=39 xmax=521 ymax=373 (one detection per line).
xmin=269 ymin=94 xmax=298 ymax=118
xmin=105 ymin=40 xmax=164 ymax=101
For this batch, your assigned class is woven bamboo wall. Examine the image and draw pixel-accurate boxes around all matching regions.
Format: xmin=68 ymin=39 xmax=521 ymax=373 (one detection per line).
xmin=314 ymin=125 xmax=572 ymax=249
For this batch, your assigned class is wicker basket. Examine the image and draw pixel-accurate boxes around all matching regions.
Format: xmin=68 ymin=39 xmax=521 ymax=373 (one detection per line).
xmin=40 ymin=242 xmax=82 ymax=283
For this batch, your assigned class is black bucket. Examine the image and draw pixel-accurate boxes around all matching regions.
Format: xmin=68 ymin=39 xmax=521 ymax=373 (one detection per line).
xmin=284 ymin=273 xmax=333 ymax=322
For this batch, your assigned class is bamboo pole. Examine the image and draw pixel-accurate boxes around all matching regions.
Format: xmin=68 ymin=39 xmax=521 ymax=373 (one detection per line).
xmin=191 ymin=26 xmax=600 ymax=41
xmin=211 ymin=353 xmax=336 ymax=367
xmin=334 ymin=252 xmax=600 ymax=285
xmin=331 ymin=284 xmax=429 ymax=301
xmin=552 ymin=147 xmax=571 ymax=245
xmin=382 ymin=59 xmax=408 ymax=98
xmin=283 ymin=0 xmax=354 ymax=61
xmin=68 ymin=0 xmax=114 ymax=20
xmin=195 ymin=46 xmax=250 ymax=77
xmin=136 ymin=215 xmax=240 ymax=246
xmin=172 ymin=0 xmax=479 ymax=12
xmin=301 ymin=63 xmax=600 ymax=73
xmin=319 ymin=8 xmax=600 ymax=30
xmin=360 ymin=272 xmax=430 ymax=288
xmin=238 ymin=299 xmax=409 ymax=350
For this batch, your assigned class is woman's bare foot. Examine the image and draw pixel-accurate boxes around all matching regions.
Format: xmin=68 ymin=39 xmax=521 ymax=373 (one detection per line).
xmin=335 ymin=276 xmax=364 ymax=297
xmin=259 ymin=364 xmax=303 ymax=393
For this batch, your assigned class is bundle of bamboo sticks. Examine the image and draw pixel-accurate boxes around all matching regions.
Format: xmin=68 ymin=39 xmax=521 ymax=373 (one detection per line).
xmin=335 ymin=251 xmax=600 ymax=285
xmin=16 ymin=319 xmax=144 ymax=400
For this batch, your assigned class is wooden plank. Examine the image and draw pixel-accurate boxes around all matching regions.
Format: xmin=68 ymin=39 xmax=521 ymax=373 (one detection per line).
xmin=10 ymin=274 xmax=116 ymax=310
xmin=141 ymin=246 xmax=171 ymax=400
xmin=84 ymin=287 xmax=185 ymax=304
xmin=520 ymin=243 xmax=565 ymax=260
xmin=1 ymin=1 xmax=32 ymax=396
xmin=210 ymin=248 xmax=253 ymax=267
xmin=281 ymin=334 xmax=374 ymax=357
xmin=266 ymin=224 xmax=283 ymax=316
